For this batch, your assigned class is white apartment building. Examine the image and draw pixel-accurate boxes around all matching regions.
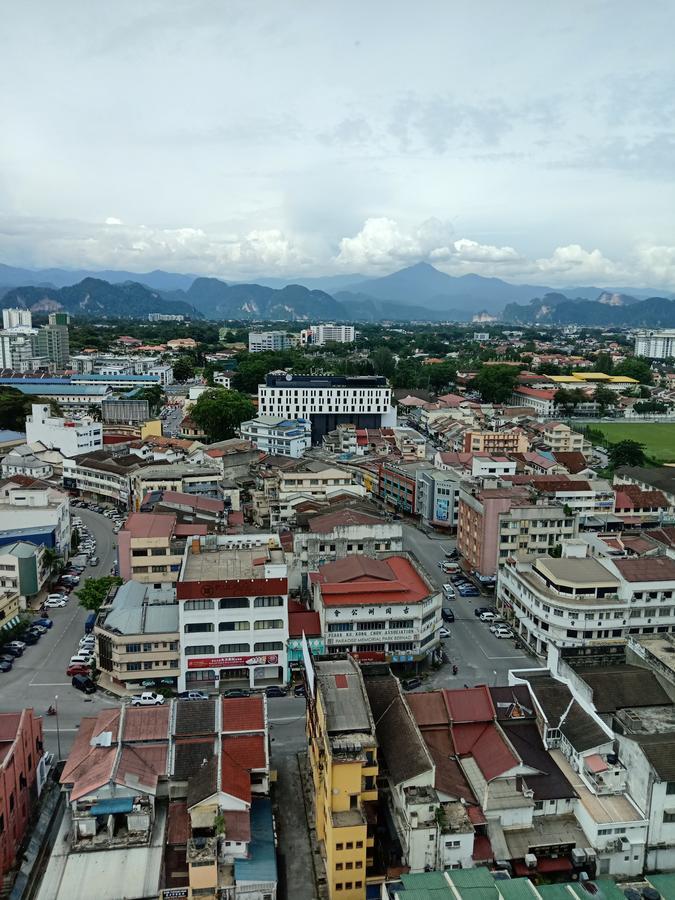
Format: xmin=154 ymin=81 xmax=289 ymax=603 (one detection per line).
xmin=0 ymin=482 xmax=71 ymax=556
xmin=634 ymin=329 xmax=675 ymax=359
xmin=498 ymin=549 xmax=675 ymax=658
xmin=213 ymin=371 xmax=233 ymax=389
xmin=247 ymin=331 xmax=294 ymax=353
xmin=2 ymin=308 xmax=32 ymax=330
xmin=238 ymin=416 xmax=311 ymax=458
xmin=531 ymin=422 xmax=588 ymax=453
xmin=300 ymin=324 xmax=356 ymax=346
xmin=258 ymin=374 xmax=395 ymax=443
xmin=311 ymin=552 xmax=442 ymax=665
xmin=26 ymin=403 xmax=102 ymax=457
xmin=0 ymin=331 xmax=46 ymax=372
xmin=176 ymin=534 xmax=289 ymax=692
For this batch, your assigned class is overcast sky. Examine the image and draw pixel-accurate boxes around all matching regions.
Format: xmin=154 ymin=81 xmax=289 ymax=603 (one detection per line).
xmin=2 ymin=0 xmax=675 ymax=287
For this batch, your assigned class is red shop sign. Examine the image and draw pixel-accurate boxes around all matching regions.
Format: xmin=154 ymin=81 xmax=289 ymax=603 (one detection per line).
xmin=186 ymin=654 xmax=279 ymax=670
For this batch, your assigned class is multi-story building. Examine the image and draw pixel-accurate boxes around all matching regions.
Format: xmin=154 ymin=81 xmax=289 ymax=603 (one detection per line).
xmin=0 ymin=330 xmax=47 ymax=372
xmin=131 ymin=462 xmax=222 ymax=510
xmin=258 ymin=374 xmax=395 ymax=443
xmin=0 ymin=588 xmax=20 ymax=632
xmin=311 ymin=553 xmax=441 ymax=664
xmin=100 ymin=397 xmax=151 ymax=424
xmin=117 ymin=511 xmax=207 ymax=588
xmin=529 ymin=421 xmax=588 ymax=453
xmin=63 ymin=450 xmax=150 ymax=507
xmin=36 ymin=311 xmax=70 ymax=369
xmin=94 ymin=580 xmax=180 ymax=692
xmin=635 ymin=329 xmax=675 ymax=359
xmin=72 ymin=372 xmax=164 ymax=390
xmin=300 ymin=324 xmax=356 ymax=346
xmin=380 ymin=459 xmax=432 ymax=514
xmin=176 ymin=533 xmax=289 ymax=692
xmin=0 ymin=541 xmax=48 ymax=608
xmin=498 ymin=550 xmax=675 ymax=659
xmin=248 ymin=330 xmax=294 ymax=353
xmin=147 ymin=312 xmax=184 ymax=322
xmin=0 ymin=479 xmax=70 ymax=555
xmin=457 ymin=486 xmax=577 ymax=576
xmin=415 ymin=468 xmax=462 ymax=529
xmin=511 ymin=386 xmax=557 ymax=416
xmin=2 ymin=308 xmax=32 ymax=330
xmin=0 ymin=377 xmax=109 ymax=409
xmin=307 ymin=655 xmax=378 ymax=900
xmin=461 ymin=428 xmax=529 ymax=454
xmin=0 ymin=709 xmax=45 ymax=881
xmin=25 ymin=403 xmax=102 ymax=457
xmin=238 ymin=416 xmax=312 ymax=458
xmin=213 ymin=371 xmax=233 ymax=389
xmin=292 ymin=505 xmax=403 ymax=590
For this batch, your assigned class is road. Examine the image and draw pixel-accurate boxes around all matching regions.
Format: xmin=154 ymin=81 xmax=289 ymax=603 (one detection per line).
xmin=0 ymin=508 xmax=119 ymax=760
xmin=402 ymin=524 xmax=533 ymax=688
xmin=161 ymin=401 xmax=184 ymax=437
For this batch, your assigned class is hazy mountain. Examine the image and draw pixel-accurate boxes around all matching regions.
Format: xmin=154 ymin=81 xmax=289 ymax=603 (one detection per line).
xmin=0 ymin=278 xmax=200 ymax=318
xmin=0 ymin=263 xmax=196 ymax=291
xmin=334 ymin=291 xmax=470 ymax=322
xmin=242 ymin=273 xmax=369 ymax=293
xmin=503 ymin=293 xmax=675 ymax=327
xmin=182 ymin=277 xmax=343 ymax=320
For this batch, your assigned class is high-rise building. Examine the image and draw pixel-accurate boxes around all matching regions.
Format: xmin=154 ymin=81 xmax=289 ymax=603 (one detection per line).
xmin=634 ymin=329 xmax=675 ymax=359
xmin=300 ymin=324 xmax=356 ymax=345
xmin=2 ymin=308 xmax=32 ymax=330
xmin=248 ymin=330 xmax=294 ymax=353
xmin=36 ymin=311 xmax=70 ymax=369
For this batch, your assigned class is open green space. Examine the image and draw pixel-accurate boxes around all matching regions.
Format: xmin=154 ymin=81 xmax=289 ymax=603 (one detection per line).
xmin=591 ymin=422 xmax=675 ymax=463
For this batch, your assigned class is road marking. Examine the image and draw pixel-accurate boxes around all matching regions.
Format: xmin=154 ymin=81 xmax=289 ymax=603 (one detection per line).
xmin=29 ymin=682 xmax=70 ymax=687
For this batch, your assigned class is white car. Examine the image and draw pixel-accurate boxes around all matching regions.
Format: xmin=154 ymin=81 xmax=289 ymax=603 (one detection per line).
xmin=131 ymin=691 xmax=165 ymax=707
xmin=489 ymin=621 xmax=506 ymax=633
xmin=45 ymin=598 xmax=67 ymax=608
xmin=439 ymin=627 xmax=452 ymax=639
xmin=479 ymin=612 xmax=497 ymax=622
xmin=493 ymin=626 xmax=514 ymax=639
xmin=47 ymin=593 xmax=67 ymax=601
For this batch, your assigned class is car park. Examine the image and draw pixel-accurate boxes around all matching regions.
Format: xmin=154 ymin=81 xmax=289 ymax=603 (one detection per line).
xmin=265 ymin=685 xmax=287 ymax=698
xmin=131 ymin=691 xmax=165 ymax=706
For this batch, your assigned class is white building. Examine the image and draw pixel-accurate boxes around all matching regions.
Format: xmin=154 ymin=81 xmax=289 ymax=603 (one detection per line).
xmin=177 ymin=533 xmax=289 ymax=692
xmin=634 ymin=329 xmax=675 ymax=359
xmin=1 ymin=444 xmax=54 ymax=479
xmin=25 ymin=404 xmax=102 ymax=458
xmin=147 ymin=312 xmax=184 ymax=322
xmin=300 ymin=324 xmax=356 ymax=346
xmin=238 ymin=416 xmax=311 ymax=458
xmin=258 ymin=373 xmax=395 ymax=443
xmin=248 ymin=331 xmax=294 ymax=353
xmin=473 ymin=332 xmax=490 ymax=341
xmin=0 ymin=481 xmax=71 ymax=556
xmin=0 ymin=331 xmax=45 ymax=372
xmin=213 ymin=371 xmax=233 ymax=389
xmin=2 ymin=308 xmax=32 ymax=330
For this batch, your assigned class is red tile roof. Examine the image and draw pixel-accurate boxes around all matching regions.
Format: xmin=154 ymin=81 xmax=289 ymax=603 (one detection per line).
xmin=124 ymin=511 xmax=176 ymax=539
xmin=222 ymin=810 xmax=251 ymax=842
xmin=316 ymin=555 xmax=430 ymax=607
xmin=552 ymin=452 xmax=590 ymax=474
xmin=221 ymin=696 xmax=265 ymax=733
xmin=453 ymin=721 xmax=519 ymax=780
xmin=116 ymin=744 xmax=168 ymax=791
xmin=405 ymin=691 xmax=450 ymax=727
xmin=514 ymin=386 xmax=556 ymax=400
xmin=122 ymin=705 xmax=170 ymax=742
xmin=174 ymin=523 xmax=209 ymax=536
xmin=221 ymin=734 xmax=267 ymax=770
xmin=0 ymin=713 xmax=21 ymax=744
xmin=161 ymin=490 xmax=224 ymax=513
xmin=289 ymin=610 xmax=321 ymax=637
xmin=613 ymin=556 xmax=675 ymax=582
xmin=443 ymin=686 xmax=495 ymax=723
xmin=308 ymin=508 xmax=382 ymax=532
xmin=221 ymin=753 xmax=252 ymax=804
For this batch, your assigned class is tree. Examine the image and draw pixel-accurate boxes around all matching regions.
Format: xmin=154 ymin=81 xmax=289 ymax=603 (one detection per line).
xmin=426 ymin=361 xmax=457 ymax=393
xmin=634 ymin=400 xmax=671 ymax=415
xmin=172 ymin=356 xmax=196 ymax=383
xmin=608 ymin=440 xmax=646 ymax=469
xmin=86 ymin=404 xmax=102 ymax=422
xmin=190 ymin=389 xmax=256 ymax=441
xmin=471 ymin=365 xmax=520 ymax=404
xmin=370 ymin=346 xmax=396 ymax=378
xmin=137 ymin=385 xmax=164 ymax=415
xmin=614 ymin=358 xmax=653 ymax=384
xmin=594 ymin=352 xmax=614 ymax=374
xmin=0 ymin=388 xmax=60 ymax=431
xmin=555 ymin=387 xmax=587 ymax=414
xmin=77 ymin=576 xmax=123 ymax=612
xmin=593 ymin=385 xmax=616 ymax=415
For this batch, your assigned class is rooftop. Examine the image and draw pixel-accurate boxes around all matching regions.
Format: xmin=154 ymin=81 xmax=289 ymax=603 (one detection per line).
xmin=99 ymin=581 xmax=178 ymax=636
xmin=234 ymin=798 xmax=277 ymax=885
xmin=123 ymin=511 xmax=176 ymax=539
xmin=551 ymin=750 xmax=645 ymax=824
xmin=623 ymin=733 xmax=675 ymax=780
xmin=181 ymin=541 xmax=284 ymax=583
xmin=533 ymin=557 xmax=619 ymax=588
xmin=612 ymin=555 xmax=675 ymax=582
xmin=315 ymin=656 xmax=375 ymax=737
xmin=519 ymin=673 xmax=611 ymax=752
xmin=221 ymin=695 xmax=265 ymax=733
xmin=315 ymin=554 xmax=432 ymax=607
xmin=578 ymin=665 xmax=672 ymax=714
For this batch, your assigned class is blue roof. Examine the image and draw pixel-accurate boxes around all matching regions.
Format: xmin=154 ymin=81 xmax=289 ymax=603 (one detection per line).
xmin=90 ymin=797 xmax=134 ymax=815
xmin=72 ymin=374 xmax=160 ymax=382
xmin=0 ymin=377 xmax=71 ymax=385
xmin=234 ymin=798 xmax=277 ymax=885
xmin=0 ymin=430 xmax=26 ymax=441
xmin=0 ymin=384 xmax=108 ymax=396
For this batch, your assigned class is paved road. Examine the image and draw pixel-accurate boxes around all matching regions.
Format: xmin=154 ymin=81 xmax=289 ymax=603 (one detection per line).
xmin=402 ymin=524 xmax=533 ymax=688
xmin=0 ymin=508 xmax=119 ymax=760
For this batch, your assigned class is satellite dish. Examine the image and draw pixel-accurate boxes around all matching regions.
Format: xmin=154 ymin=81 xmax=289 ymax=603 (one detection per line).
xmin=285 ymin=374 xmax=292 ymax=381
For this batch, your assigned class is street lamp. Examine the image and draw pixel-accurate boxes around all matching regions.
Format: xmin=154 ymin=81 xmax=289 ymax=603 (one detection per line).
xmin=54 ymin=694 xmax=62 ymax=762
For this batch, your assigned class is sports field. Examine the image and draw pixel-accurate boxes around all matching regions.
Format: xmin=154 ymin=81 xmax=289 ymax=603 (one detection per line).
xmin=592 ymin=423 xmax=675 ymax=463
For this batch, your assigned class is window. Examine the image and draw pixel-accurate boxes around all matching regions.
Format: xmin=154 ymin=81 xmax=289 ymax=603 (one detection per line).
xmin=184 ymin=599 xmax=214 ymax=611
xmin=126 ymin=643 xmax=141 ymax=653
xmin=219 ymin=643 xmax=250 ymax=654
xmin=664 ymin=811 xmax=675 ymax=823
xmin=127 ymin=662 xmax=141 ymax=671
xmin=335 ymin=843 xmax=343 ymax=851
xmin=345 ymin=841 xmax=353 ymax=849
xmin=355 ymin=840 xmax=363 ymax=849
xmin=185 ymin=645 xmax=215 ymax=656
xmin=219 ymin=597 xmax=249 ymax=609
xmin=218 ymin=621 xmax=248 ymax=631
xmin=666 ymin=782 xmax=675 ymax=795
xmin=254 ymin=596 xmax=283 ymax=608
xmin=254 ymin=641 xmax=283 ymax=651
xmin=184 ymin=623 xmax=214 ymax=633
xmin=254 ymin=619 xmax=283 ymax=630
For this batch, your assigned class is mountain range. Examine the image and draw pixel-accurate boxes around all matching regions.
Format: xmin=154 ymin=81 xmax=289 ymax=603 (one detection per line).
xmin=1 ymin=261 xmax=674 ymax=324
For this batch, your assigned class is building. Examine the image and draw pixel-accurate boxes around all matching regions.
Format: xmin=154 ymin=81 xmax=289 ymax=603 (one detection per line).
xmin=176 ymin=533 xmax=289 ymax=692
xmin=140 ymin=490 xmax=227 ymax=530
xmin=301 ymin=324 xmax=356 ymax=346
xmin=415 ymin=468 xmax=462 ymax=529
xmin=0 ymin=330 xmax=44 ymax=372
xmin=95 ymin=580 xmax=180 ymax=693
xmin=529 ymin=421 xmax=588 ymax=453
xmin=498 ymin=550 xmax=675 ymax=660
xmin=0 ymin=709 xmax=45 ymax=881
xmin=131 ymin=462 xmax=222 ymax=510
xmin=36 ymin=311 xmax=70 ymax=369
xmin=2 ymin=308 xmax=32 ymax=330
xmin=238 ymin=416 xmax=312 ymax=458
xmin=1 ymin=444 xmax=54 ymax=479
xmin=25 ymin=403 xmax=102 ymax=457
xmin=311 ymin=553 xmax=441 ymax=665
xmin=213 ymin=371 xmax=233 ymax=389
xmin=287 ymin=600 xmax=324 ymax=670
xmin=248 ymin=331 xmax=294 ymax=353
xmin=117 ymin=511 xmax=207 ymax=588
xmin=0 ymin=479 xmax=70 ymax=555
xmin=63 ymin=451 xmax=150 ymax=507
xmin=635 ymin=329 xmax=675 ymax=359
xmin=473 ymin=331 xmax=490 ymax=341
xmin=380 ymin=459 xmax=432 ymax=514
xmin=307 ymin=656 xmax=378 ymax=900
xmin=72 ymin=372 xmax=164 ymax=390
xmin=511 ymin=387 xmax=557 ymax=416
xmin=147 ymin=312 xmax=184 ymax=321
xmin=0 ymin=541 xmax=48 ymax=608
xmin=258 ymin=374 xmax=395 ymax=443
xmin=461 ymin=428 xmax=529 ymax=454
xmin=457 ymin=486 xmax=577 ymax=576
xmin=100 ymin=397 xmax=151 ymax=425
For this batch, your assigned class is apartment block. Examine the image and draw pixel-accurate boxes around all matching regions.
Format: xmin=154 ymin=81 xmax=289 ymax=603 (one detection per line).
xmin=26 ymin=403 xmax=102 ymax=457
xmin=118 ymin=511 xmax=207 ymax=587
xmin=635 ymin=329 xmax=675 ymax=359
xmin=239 ymin=415 xmax=312 ymax=458
xmin=415 ymin=468 xmax=462 ymax=528
xmin=301 ymin=324 xmax=356 ymax=346
xmin=461 ymin=427 xmax=529 ymax=454
xmin=0 ymin=541 xmax=48 ymax=607
xmin=248 ymin=330 xmax=294 ymax=353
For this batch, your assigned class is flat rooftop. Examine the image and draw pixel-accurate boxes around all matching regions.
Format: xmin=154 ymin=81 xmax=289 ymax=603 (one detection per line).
xmin=534 ymin=557 xmax=619 ymax=589
xmin=551 ymin=750 xmax=645 ymax=825
xmin=315 ymin=657 xmax=374 ymax=737
xmin=630 ymin=633 xmax=675 ymax=675
xmin=181 ymin=545 xmax=285 ymax=582
xmin=505 ymin=814 xmax=589 ymax=858
xmin=519 ymin=570 xmax=620 ymax=608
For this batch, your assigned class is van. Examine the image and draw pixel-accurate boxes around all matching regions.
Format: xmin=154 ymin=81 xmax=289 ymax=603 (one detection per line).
xmin=72 ymin=674 xmax=96 ymax=694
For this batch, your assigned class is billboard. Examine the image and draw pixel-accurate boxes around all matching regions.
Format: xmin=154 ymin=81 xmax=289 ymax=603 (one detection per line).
xmin=186 ymin=653 xmax=278 ymax=670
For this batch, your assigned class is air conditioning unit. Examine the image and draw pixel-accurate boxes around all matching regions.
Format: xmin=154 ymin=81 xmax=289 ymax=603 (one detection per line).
xmin=524 ymin=853 xmax=537 ymax=869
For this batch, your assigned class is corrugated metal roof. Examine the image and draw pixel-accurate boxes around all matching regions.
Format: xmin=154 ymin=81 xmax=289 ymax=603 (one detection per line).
xmin=497 ymin=879 xmax=539 ymax=900
xmin=647 ymin=874 xmax=675 ymax=900
xmin=234 ymin=798 xmax=277 ymax=884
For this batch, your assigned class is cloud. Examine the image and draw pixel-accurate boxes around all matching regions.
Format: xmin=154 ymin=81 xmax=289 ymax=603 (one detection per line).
xmin=105 ymin=217 xmax=123 ymax=225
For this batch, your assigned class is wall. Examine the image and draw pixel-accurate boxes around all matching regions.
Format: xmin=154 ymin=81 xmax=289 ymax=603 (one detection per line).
xmin=0 ymin=710 xmax=44 ymax=879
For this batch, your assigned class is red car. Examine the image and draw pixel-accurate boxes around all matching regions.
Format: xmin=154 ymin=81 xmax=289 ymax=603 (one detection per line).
xmin=66 ymin=664 xmax=90 ymax=677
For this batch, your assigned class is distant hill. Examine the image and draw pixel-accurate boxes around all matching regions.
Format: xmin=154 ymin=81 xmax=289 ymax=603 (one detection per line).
xmin=0 ymin=278 xmax=200 ymax=318
xmin=181 ymin=277 xmax=344 ymax=320
xmin=334 ymin=291 xmax=470 ymax=322
xmin=503 ymin=293 xmax=675 ymax=327
xmin=0 ymin=263 xmax=196 ymax=292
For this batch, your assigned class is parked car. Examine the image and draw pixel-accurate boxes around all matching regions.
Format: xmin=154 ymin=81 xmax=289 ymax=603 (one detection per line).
xmin=89 ymin=556 xmax=99 ymax=566
xmin=67 ymin=664 xmax=91 ymax=677
xmin=1 ymin=645 xmax=22 ymax=658
xmin=18 ymin=632 xmax=39 ymax=645
xmin=47 ymin=593 xmax=67 ymax=601
xmin=459 ymin=588 xmax=479 ymax=598
xmin=402 ymin=677 xmax=422 ymax=691
xmin=72 ymin=674 xmax=96 ymax=694
xmin=474 ymin=606 xmax=496 ymax=617
xmin=265 ymin=685 xmax=287 ymax=698
xmin=442 ymin=608 xmax=455 ymax=622
xmin=0 ymin=659 xmax=13 ymax=673
xmin=178 ymin=691 xmax=208 ymax=701
xmin=439 ymin=627 xmax=452 ymax=639
xmin=131 ymin=691 xmax=165 ymax=706
xmin=222 ymin=688 xmax=250 ymax=698
xmin=493 ymin=626 xmax=514 ymax=639
xmin=31 ymin=624 xmax=48 ymax=635
xmin=44 ymin=598 xmax=67 ymax=608
xmin=293 ymin=684 xmax=306 ymax=698
xmin=33 ymin=618 xmax=53 ymax=629
xmin=479 ymin=611 xmax=497 ymax=622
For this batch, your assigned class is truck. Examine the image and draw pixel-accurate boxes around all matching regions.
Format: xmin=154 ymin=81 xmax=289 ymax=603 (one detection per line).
xmin=85 ymin=612 xmax=97 ymax=634
xmin=131 ymin=692 xmax=165 ymax=707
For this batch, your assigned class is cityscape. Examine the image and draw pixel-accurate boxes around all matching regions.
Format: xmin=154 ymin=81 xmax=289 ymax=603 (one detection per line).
xmin=2 ymin=3 xmax=675 ymax=900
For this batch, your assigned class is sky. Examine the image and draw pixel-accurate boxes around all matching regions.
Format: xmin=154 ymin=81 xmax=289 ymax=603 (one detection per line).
xmin=2 ymin=0 xmax=675 ymax=288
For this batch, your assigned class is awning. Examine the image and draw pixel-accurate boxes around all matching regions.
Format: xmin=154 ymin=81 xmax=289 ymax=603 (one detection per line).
xmin=90 ymin=797 xmax=134 ymax=815
xmin=1 ymin=616 xmax=20 ymax=631
xmin=585 ymin=753 xmax=609 ymax=774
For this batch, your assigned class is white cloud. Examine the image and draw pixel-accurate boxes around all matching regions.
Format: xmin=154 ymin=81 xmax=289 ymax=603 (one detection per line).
xmin=530 ymin=244 xmax=622 ymax=281
xmin=104 ymin=216 xmax=123 ymax=225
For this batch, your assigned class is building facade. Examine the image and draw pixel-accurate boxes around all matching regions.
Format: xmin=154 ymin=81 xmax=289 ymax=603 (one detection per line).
xmin=26 ymin=404 xmax=102 ymax=457
xmin=634 ymin=329 xmax=675 ymax=359
xmin=238 ymin=416 xmax=312 ymax=458
xmin=301 ymin=324 xmax=356 ymax=346
xmin=248 ymin=331 xmax=294 ymax=353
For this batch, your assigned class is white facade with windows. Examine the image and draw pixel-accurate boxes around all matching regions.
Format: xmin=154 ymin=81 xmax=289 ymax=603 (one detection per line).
xmin=634 ymin=329 xmax=675 ymax=359
xmin=26 ymin=404 xmax=102 ymax=457
xmin=248 ymin=331 xmax=294 ymax=353
xmin=213 ymin=371 xmax=233 ymax=389
xmin=239 ymin=416 xmax=311 ymax=458
xmin=300 ymin=324 xmax=356 ymax=346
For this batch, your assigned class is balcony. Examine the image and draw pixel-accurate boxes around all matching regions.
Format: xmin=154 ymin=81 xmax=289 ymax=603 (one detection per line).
xmin=188 ymin=835 xmax=218 ymax=864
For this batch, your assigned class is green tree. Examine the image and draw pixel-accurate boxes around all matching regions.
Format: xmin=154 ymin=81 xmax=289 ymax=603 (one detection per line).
xmin=426 ymin=361 xmax=457 ymax=393
xmin=172 ymin=356 xmax=196 ymax=383
xmin=634 ymin=400 xmax=671 ymax=415
xmin=594 ymin=352 xmax=614 ymax=374
xmin=608 ymin=440 xmax=646 ymax=469
xmin=391 ymin=358 xmax=422 ymax=390
xmin=77 ymin=576 xmax=123 ymax=612
xmin=593 ymin=385 xmax=616 ymax=415
xmin=190 ymin=389 xmax=256 ymax=441
xmin=370 ymin=346 xmax=396 ymax=378
xmin=0 ymin=388 xmax=60 ymax=431
xmin=472 ymin=365 xmax=520 ymax=403
xmin=137 ymin=385 xmax=164 ymax=415
xmin=614 ymin=358 xmax=653 ymax=384
xmin=555 ymin=387 xmax=587 ymax=414
xmin=86 ymin=404 xmax=102 ymax=422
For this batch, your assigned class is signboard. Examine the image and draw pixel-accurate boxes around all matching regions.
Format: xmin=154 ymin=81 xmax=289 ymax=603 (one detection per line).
xmin=302 ymin=632 xmax=315 ymax=699
xmin=186 ymin=653 xmax=278 ymax=670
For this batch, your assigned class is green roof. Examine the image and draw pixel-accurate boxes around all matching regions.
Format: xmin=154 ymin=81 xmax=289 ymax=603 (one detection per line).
xmin=538 ymin=885 xmax=576 ymax=900
xmin=647 ymin=874 xmax=675 ymax=900
xmin=448 ymin=869 xmax=496 ymax=889
xmin=569 ymin=881 xmax=626 ymax=900
xmin=400 ymin=872 xmax=451 ymax=891
xmin=497 ymin=879 xmax=539 ymax=900
xmin=394 ymin=890 xmax=453 ymax=900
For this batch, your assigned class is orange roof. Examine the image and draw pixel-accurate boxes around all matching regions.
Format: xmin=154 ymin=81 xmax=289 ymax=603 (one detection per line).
xmin=221 ymin=734 xmax=266 ymax=770
xmin=316 ymin=555 xmax=430 ymax=607
xmin=221 ymin=696 xmax=265 ymax=733
xmin=289 ymin=610 xmax=321 ymax=637
xmin=122 ymin=705 xmax=171 ymax=742
xmin=221 ymin=753 xmax=252 ymax=804
xmin=124 ymin=511 xmax=176 ymax=539
xmin=117 ymin=744 xmax=168 ymax=791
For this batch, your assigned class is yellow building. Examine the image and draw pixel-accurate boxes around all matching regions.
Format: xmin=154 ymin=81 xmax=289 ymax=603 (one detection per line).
xmin=548 ymin=372 xmax=639 ymax=392
xmin=307 ymin=656 xmax=378 ymax=900
xmin=0 ymin=590 xmax=20 ymax=629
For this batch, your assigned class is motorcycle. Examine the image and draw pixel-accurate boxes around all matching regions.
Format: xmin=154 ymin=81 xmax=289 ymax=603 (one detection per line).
xmin=46 ymin=706 xmax=56 ymax=716
xmin=452 ymin=664 xmax=458 ymax=676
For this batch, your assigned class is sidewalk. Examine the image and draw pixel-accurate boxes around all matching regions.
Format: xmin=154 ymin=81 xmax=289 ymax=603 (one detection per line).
xmin=297 ymin=752 xmax=329 ymax=900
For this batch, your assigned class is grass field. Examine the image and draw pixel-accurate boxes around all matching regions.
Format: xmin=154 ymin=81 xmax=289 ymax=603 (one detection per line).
xmin=592 ymin=423 xmax=675 ymax=463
